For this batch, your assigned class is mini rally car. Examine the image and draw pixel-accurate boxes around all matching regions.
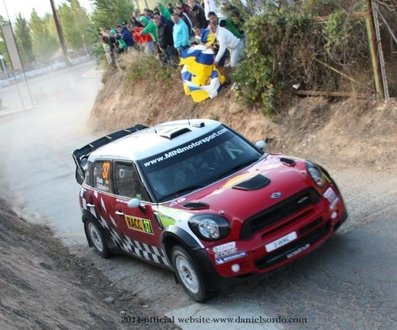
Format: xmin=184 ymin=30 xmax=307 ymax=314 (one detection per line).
xmin=73 ymin=119 xmax=347 ymax=301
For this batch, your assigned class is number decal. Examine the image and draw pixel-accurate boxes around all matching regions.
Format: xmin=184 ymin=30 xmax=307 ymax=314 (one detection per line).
xmin=102 ymin=162 xmax=110 ymax=180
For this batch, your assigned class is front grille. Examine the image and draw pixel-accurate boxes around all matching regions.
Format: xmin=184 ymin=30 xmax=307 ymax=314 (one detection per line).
xmin=240 ymin=188 xmax=321 ymax=239
xmin=255 ymin=222 xmax=331 ymax=269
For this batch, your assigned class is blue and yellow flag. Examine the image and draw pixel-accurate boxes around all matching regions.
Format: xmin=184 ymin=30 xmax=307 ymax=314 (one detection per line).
xmin=180 ymin=45 xmax=225 ymax=103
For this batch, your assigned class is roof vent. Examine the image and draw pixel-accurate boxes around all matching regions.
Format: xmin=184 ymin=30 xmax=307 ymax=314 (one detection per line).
xmin=191 ymin=121 xmax=205 ymax=128
xmin=159 ymin=127 xmax=191 ymax=139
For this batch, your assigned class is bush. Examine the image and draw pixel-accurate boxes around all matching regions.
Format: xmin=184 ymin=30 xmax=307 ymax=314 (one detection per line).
xmin=127 ymin=54 xmax=178 ymax=87
xmin=233 ymin=3 xmax=371 ymax=116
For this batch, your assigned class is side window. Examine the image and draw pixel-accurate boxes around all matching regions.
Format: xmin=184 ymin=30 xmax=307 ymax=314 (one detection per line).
xmin=115 ymin=163 xmax=149 ymax=200
xmin=84 ymin=161 xmax=93 ymax=186
xmin=92 ymin=161 xmax=113 ymax=193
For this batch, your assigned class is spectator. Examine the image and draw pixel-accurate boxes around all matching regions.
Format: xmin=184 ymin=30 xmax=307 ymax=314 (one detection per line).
xmin=139 ymin=15 xmax=158 ymax=42
xmin=193 ymin=26 xmax=215 ymax=47
xmin=208 ymin=11 xmax=242 ymax=38
xmin=219 ymin=1 xmax=245 ymax=35
xmin=167 ymin=2 xmax=174 ymax=15
xmin=172 ymin=12 xmax=190 ymax=55
xmin=143 ymin=8 xmax=155 ymax=19
xmin=157 ymin=2 xmax=172 ymax=21
xmin=203 ymin=0 xmax=218 ymax=19
xmin=173 ymin=5 xmax=193 ymax=35
xmin=130 ymin=23 xmax=155 ymax=54
xmin=117 ymin=24 xmax=135 ymax=49
xmin=209 ymin=21 xmax=244 ymax=81
xmin=188 ymin=0 xmax=207 ymax=29
xmin=153 ymin=14 xmax=178 ymax=66
xmin=130 ymin=16 xmax=143 ymax=27
xmin=176 ymin=1 xmax=193 ymax=19
xmin=99 ymin=32 xmax=115 ymax=65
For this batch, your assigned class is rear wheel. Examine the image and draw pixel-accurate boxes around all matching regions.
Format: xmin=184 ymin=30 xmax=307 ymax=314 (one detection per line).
xmin=86 ymin=219 xmax=111 ymax=258
xmin=171 ymin=246 xmax=210 ymax=302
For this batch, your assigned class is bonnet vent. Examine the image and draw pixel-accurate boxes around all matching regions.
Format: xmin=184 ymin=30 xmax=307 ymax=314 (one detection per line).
xmin=183 ymin=202 xmax=209 ymax=210
xmin=233 ymin=174 xmax=271 ymax=191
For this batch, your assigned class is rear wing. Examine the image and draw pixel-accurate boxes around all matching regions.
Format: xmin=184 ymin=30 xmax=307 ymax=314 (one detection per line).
xmin=72 ymin=124 xmax=147 ymax=184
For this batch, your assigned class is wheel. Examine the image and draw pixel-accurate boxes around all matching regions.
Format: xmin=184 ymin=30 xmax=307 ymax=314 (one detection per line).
xmin=86 ymin=219 xmax=111 ymax=258
xmin=171 ymin=246 xmax=210 ymax=302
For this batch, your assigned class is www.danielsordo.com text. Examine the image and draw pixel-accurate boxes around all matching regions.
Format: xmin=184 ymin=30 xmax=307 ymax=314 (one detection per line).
xmin=121 ymin=315 xmax=308 ymax=324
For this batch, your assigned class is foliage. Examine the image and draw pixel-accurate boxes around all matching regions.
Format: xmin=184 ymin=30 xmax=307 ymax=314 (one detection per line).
xmin=30 ymin=9 xmax=59 ymax=64
xmin=233 ymin=9 xmax=313 ymax=115
xmin=90 ymin=0 xmax=134 ymax=33
xmin=58 ymin=0 xmax=91 ymax=52
xmin=232 ymin=2 xmax=373 ymax=115
xmin=127 ymin=54 xmax=178 ymax=87
xmin=15 ymin=13 xmax=35 ymax=65
xmin=0 ymin=15 xmax=11 ymax=74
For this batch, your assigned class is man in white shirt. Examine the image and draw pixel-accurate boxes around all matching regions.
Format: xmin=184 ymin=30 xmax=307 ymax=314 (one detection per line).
xmin=209 ymin=21 xmax=243 ymax=68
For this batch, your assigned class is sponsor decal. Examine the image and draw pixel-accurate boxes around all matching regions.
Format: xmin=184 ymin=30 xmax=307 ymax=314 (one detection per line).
xmin=222 ymin=172 xmax=258 ymax=189
xmin=213 ymin=241 xmax=236 ymax=253
xmin=323 ymin=187 xmax=339 ymax=209
xmin=286 ymin=243 xmax=310 ymax=259
xmin=124 ymin=215 xmax=154 ymax=234
xmin=215 ymin=251 xmax=247 ymax=265
xmin=102 ymin=162 xmax=111 ymax=179
xmin=143 ymin=128 xmax=228 ymax=167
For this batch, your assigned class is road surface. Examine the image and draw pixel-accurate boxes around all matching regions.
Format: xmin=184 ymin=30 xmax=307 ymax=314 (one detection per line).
xmin=0 ymin=63 xmax=396 ymax=329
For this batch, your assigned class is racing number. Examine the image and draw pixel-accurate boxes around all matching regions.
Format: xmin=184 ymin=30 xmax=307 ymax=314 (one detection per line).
xmin=102 ymin=162 xmax=111 ymax=180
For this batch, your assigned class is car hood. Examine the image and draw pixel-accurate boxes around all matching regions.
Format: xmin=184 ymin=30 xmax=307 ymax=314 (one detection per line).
xmin=170 ymin=155 xmax=312 ymax=221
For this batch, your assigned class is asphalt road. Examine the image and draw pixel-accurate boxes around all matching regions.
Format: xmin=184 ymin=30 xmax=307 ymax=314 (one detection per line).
xmin=0 ymin=63 xmax=396 ymax=329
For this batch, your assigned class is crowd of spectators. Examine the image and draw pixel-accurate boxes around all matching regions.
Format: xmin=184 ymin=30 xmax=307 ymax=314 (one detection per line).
xmin=98 ymin=1 xmax=245 ymax=82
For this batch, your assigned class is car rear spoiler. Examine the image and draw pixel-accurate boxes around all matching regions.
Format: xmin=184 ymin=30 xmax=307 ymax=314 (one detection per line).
xmin=72 ymin=124 xmax=147 ymax=184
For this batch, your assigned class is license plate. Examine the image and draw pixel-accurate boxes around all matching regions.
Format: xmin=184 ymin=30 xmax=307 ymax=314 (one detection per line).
xmin=265 ymin=232 xmax=297 ymax=252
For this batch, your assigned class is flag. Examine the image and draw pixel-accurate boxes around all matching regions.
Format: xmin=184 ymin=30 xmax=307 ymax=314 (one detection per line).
xmin=180 ymin=45 xmax=225 ymax=103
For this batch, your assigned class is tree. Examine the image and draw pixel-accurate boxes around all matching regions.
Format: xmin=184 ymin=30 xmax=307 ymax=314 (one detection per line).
xmin=59 ymin=0 xmax=91 ymax=52
xmin=14 ymin=13 xmax=35 ymax=66
xmin=0 ymin=15 xmax=11 ymax=76
xmin=30 ymin=9 xmax=59 ymax=63
xmin=91 ymin=0 xmax=134 ymax=33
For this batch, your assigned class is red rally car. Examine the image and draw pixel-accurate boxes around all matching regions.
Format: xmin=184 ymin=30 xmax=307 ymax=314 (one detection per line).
xmin=73 ymin=119 xmax=347 ymax=301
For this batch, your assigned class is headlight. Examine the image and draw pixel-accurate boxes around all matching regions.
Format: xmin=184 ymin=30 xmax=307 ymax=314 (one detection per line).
xmin=306 ymin=162 xmax=325 ymax=187
xmin=188 ymin=214 xmax=230 ymax=241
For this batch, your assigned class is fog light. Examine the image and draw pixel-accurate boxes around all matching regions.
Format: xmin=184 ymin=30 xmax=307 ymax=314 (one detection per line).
xmin=331 ymin=211 xmax=338 ymax=219
xmin=231 ymin=264 xmax=240 ymax=273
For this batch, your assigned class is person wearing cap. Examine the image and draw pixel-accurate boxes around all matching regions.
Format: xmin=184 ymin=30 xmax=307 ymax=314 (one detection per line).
xmin=171 ymin=12 xmax=190 ymax=55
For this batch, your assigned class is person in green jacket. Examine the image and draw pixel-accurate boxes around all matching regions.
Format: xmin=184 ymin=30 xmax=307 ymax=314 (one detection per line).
xmin=157 ymin=2 xmax=172 ymax=21
xmin=139 ymin=16 xmax=158 ymax=42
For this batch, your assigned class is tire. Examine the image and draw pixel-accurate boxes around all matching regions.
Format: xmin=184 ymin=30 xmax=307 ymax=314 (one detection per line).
xmin=86 ymin=219 xmax=111 ymax=258
xmin=171 ymin=246 xmax=210 ymax=302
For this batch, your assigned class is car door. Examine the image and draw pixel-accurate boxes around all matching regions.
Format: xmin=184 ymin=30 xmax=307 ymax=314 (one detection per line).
xmin=112 ymin=161 xmax=169 ymax=266
xmin=86 ymin=160 xmax=119 ymax=230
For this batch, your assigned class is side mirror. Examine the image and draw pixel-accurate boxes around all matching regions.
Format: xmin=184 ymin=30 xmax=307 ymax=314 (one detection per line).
xmin=128 ymin=197 xmax=147 ymax=213
xmin=128 ymin=198 xmax=141 ymax=208
xmin=255 ymin=140 xmax=267 ymax=152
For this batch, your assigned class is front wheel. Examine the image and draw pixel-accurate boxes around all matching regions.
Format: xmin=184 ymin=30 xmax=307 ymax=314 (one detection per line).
xmin=171 ymin=246 xmax=210 ymax=302
xmin=86 ymin=219 xmax=111 ymax=258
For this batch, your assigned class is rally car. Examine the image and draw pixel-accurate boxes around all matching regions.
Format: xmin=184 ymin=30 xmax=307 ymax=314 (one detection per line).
xmin=72 ymin=119 xmax=347 ymax=302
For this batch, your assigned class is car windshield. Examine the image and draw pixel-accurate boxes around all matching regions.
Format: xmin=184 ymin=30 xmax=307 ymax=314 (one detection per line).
xmin=138 ymin=126 xmax=262 ymax=202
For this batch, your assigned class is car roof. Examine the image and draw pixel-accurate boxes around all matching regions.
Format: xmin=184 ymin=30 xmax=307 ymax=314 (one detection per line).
xmin=89 ymin=119 xmax=223 ymax=162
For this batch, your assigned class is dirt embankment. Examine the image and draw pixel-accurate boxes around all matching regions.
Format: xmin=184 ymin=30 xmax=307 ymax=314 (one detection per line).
xmin=0 ymin=200 xmax=178 ymax=330
xmin=92 ymin=57 xmax=397 ymax=170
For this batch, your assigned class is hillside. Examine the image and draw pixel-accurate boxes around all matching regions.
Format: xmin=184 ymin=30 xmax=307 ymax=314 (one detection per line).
xmin=91 ymin=55 xmax=397 ymax=170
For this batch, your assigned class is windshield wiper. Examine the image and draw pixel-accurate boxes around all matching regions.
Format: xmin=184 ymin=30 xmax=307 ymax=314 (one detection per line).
xmin=212 ymin=158 xmax=260 ymax=181
xmin=159 ymin=185 xmax=205 ymax=202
